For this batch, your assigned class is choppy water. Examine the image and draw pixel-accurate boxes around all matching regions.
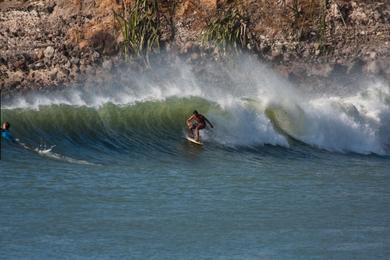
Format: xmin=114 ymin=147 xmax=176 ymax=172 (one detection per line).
xmin=1 ymin=57 xmax=390 ymax=259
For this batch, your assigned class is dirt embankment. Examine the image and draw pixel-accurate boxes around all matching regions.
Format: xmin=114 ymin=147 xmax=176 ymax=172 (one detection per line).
xmin=1 ymin=0 xmax=389 ymax=96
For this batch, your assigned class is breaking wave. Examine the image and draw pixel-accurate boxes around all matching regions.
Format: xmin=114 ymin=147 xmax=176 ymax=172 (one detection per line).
xmin=2 ymin=56 xmax=389 ymax=156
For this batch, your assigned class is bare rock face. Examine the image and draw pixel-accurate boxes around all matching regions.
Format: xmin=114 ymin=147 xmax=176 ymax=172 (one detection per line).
xmin=174 ymin=0 xmax=217 ymax=46
xmin=89 ymin=31 xmax=117 ymax=56
xmin=0 ymin=0 xmax=122 ymax=94
xmin=350 ymin=2 xmax=369 ymax=25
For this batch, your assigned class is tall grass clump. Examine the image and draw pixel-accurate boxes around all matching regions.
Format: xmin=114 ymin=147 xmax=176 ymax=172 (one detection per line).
xmin=113 ymin=0 xmax=160 ymax=65
xmin=202 ymin=7 xmax=248 ymax=54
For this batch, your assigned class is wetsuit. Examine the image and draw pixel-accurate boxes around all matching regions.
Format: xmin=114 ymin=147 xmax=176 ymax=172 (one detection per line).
xmin=1 ymin=129 xmax=16 ymax=142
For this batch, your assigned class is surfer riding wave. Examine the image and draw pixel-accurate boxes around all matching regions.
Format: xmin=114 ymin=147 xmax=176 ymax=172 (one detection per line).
xmin=186 ymin=110 xmax=214 ymax=142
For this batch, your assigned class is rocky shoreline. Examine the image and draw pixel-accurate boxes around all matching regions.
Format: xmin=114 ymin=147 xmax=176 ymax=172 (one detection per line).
xmin=1 ymin=0 xmax=389 ymax=98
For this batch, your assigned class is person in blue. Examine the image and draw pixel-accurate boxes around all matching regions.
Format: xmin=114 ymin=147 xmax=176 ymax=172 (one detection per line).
xmin=1 ymin=121 xmax=16 ymax=143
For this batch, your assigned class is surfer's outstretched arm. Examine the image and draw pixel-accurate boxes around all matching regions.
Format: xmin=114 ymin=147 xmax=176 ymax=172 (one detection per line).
xmin=204 ymin=117 xmax=214 ymax=128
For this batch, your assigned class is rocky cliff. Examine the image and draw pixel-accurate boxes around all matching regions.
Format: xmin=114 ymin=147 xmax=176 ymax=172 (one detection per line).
xmin=1 ymin=0 xmax=389 ymax=97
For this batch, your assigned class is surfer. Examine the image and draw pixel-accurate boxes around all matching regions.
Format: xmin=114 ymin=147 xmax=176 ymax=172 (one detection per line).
xmin=1 ymin=121 xmax=16 ymax=143
xmin=1 ymin=121 xmax=53 ymax=152
xmin=186 ymin=110 xmax=214 ymax=142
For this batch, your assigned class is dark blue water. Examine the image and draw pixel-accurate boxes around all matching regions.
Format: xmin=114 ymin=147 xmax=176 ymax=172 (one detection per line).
xmin=1 ymin=134 xmax=389 ymax=259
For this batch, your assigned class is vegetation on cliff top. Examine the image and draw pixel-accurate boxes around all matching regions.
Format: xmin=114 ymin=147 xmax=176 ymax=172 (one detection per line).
xmin=201 ymin=6 xmax=248 ymax=54
xmin=112 ymin=0 xmax=331 ymax=58
xmin=113 ymin=0 xmax=161 ymax=65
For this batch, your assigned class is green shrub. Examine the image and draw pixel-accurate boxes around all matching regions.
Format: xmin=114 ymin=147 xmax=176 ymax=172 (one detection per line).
xmin=202 ymin=7 xmax=248 ymax=54
xmin=113 ymin=0 xmax=160 ymax=65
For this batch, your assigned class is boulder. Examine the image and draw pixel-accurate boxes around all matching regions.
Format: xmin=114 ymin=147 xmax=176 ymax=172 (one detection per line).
xmin=44 ymin=46 xmax=55 ymax=59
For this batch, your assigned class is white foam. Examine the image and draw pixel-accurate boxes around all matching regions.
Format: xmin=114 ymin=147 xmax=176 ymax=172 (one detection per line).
xmin=280 ymin=82 xmax=389 ymax=154
xmin=208 ymin=101 xmax=289 ymax=147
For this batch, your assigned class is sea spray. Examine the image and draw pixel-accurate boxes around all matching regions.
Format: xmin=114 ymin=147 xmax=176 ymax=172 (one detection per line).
xmin=2 ymin=55 xmax=389 ymax=155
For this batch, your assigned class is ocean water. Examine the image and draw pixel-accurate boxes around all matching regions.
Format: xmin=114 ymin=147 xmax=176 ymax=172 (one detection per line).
xmin=1 ymin=57 xmax=390 ymax=259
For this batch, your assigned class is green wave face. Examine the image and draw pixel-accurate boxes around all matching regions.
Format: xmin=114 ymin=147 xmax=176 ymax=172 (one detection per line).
xmin=1 ymin=97 xmax=221 ymax=147
xmin=264 ymin=104 xmax=306 ymax=141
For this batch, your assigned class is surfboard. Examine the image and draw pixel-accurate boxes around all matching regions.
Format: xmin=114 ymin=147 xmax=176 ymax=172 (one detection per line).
xmin=36 ymin=145 xmax=56 ymax=154
xmin=185 ymin=135 xmax=203 ymax=145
